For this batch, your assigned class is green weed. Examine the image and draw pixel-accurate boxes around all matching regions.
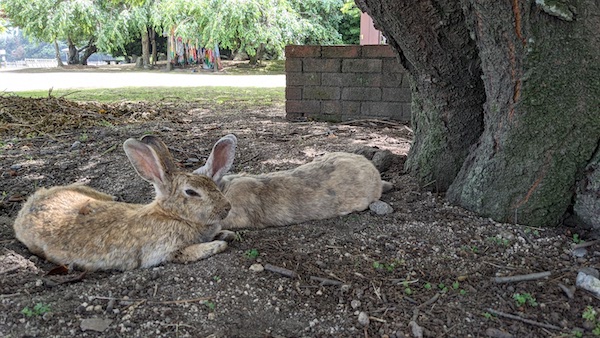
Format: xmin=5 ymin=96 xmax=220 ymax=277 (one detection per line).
xmin=513 ymin=292 xmax=537 ymax=307
xmin=245 ymin=248 xmax=259 ymax=259
xmin=21 ymin=303 xmax=50 ymax=317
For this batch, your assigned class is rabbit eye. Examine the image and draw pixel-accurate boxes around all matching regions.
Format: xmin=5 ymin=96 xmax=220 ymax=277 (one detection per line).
xmin=185 ymin=189 xmax=200 ymax=197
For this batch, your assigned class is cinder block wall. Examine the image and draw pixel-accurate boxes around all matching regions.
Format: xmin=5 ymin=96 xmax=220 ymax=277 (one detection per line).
xmin=285 ymin=45 xmax=411 ymax=122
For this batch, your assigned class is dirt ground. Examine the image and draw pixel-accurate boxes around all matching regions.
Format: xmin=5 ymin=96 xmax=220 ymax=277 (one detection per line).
xmin=0 ymin=95 xmax=598 ymax=338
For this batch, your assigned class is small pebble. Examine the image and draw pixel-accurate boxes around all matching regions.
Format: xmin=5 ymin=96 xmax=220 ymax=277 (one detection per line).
xmin=70 ymin=141 xmax=81 ymax=150
xmin=249 ymin=263 xmax=264 ymax=272
xmin=358 ymin=311 xmax=370 ymax=326
xmin=80 ymin=318 xmax=113 ymax=332
xmin=351 ymin=300 xmax=361 ymax=309
xmin=572 ymin=247 xmax=587 ymax=258
xmin=369 ymin=200 xmax=394 ymax=215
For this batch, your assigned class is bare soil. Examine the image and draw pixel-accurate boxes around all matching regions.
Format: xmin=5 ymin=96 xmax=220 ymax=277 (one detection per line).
xmin=0 ymin=96 xmax=597 ymax=338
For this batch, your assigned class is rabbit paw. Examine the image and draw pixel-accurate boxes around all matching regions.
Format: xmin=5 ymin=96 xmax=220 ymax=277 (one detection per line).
xmin=214 ymin=230 xmax=237 ymax=242
xmin=171 ymin=240 xmax=228 ymax=264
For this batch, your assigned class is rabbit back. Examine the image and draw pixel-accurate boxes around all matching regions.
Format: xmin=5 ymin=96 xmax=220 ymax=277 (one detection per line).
xmin=219 ymin=152 xmax=383 ymax=229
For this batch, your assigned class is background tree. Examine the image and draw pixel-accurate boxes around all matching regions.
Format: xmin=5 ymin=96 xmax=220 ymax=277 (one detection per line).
xmin=1 ymin=0 xmax=101 ymax=65
xmin=289 ymin=0 xmax=343 ymax=45
xmin=356 ymin=0 xmax=600 ymax=227
xmin=339 ymin=0 xmax=360 ymax=44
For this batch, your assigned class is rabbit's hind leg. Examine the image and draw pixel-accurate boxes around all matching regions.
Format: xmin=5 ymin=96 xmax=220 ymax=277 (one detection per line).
xmin=170 ymin=241 xmax=228 ymax=264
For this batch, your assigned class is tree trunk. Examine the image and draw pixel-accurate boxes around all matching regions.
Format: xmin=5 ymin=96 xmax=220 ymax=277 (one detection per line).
xmin=53 ymin=40 xmax=64 ymax=67
xmin=355 ymin=0 xmax=486 ymax=191
xmin=359 ymin=0 xmax=600 ymax=227
xmin=447 ymin=0 xmax=600 ymax=226
xmin=78 ymin=39 xmax=97 ymax=66
xmin=67 ymin=37 xmax=79 ymax=65
xmin=248 ymin=43 xmax=265 ymax=66
xmin=150 ymin=27 xmax=157 ymax=66
xmin=141 ymin=27 xmax=150 ymax=68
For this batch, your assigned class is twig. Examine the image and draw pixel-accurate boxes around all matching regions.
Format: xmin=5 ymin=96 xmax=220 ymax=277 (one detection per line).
xmin=264 ymin=263 xmax=298 ymax=278
xmin=486 ymin=308 xmax=562 ymax=330
xmin=91 ymin=295 xmax=212 ymax=305
xmin=0 ymin=292 xmax=21 ymax=299
xmin=418 ymin=293 xmax=440 ymax=308
xmin=492 ymin=271 xmax=551 ymax=283
xmin=338 ymin=119 xmax=407 ymax=128
xmin=573 ymin=239 xmax=600 ymax=250
xmin=101 ymin=144 xmax=117 ymax=156
xmin=310 ymin=276 xmax=343 ymax=286
xmin=368 ymin=316 xmax=387 ymax=323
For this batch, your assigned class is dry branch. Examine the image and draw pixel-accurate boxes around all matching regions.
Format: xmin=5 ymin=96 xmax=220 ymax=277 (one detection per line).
xmin=264 ymin=263 xmax=298 ymax=278
xmin=492 ymin=271 xmax=551 ymax=283
xmin=310 ymin=276 xmax=343 ymax=286
xmin=486 ymin=308 xmax=562 ymax=330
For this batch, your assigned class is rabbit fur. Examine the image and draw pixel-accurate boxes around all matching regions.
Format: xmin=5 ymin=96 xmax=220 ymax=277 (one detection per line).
xmin=13 ymin=135 xmax=232 ymax=271
xmin=193 ymin=134 xmax=392 ymax=230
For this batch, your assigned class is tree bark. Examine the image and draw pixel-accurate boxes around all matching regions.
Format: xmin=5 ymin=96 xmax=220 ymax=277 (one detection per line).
xmin=447 ymin=0 xmax=600 ymax=226
xmin=53 ymin=39 xmax=64 ymax=67
xmin=67 ymin=37 xmax=79 ymax=65
xmin=150 ymin=27 xmax=157 ymax=66
xmin=355 ymin=0 xmax=486 ymax=192
xmin=78 ymin=38 xmax=97 ymax=66
xmin=359 ymin=0 xmax=600 ymax=227
xmin=141 ymin=27 xmax=150 ymax=68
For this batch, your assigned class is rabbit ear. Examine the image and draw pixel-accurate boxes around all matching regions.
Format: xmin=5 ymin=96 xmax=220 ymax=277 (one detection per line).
xmin=123 ymin=137 xmax=172 ymax=198
xmin=139 ymin=135 xmax=178 ymax=176
xmin=193 ymin=134 xmax=237 ymax=183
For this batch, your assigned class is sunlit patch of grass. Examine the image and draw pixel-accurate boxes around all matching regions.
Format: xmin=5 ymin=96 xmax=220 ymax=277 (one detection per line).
xmin=12 ymin=86 xmax=284 ymax=106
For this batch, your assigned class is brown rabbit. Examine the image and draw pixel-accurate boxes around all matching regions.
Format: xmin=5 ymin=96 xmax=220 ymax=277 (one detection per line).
xmin=13 ymin=135 xmax=232 ymax=271
xmin=193 ymin=134 xmax=392 ymax=230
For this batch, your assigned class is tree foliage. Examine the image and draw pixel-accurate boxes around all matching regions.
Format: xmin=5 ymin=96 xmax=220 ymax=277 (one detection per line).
xmin=1 ymin=0 xmax=360 ymax=63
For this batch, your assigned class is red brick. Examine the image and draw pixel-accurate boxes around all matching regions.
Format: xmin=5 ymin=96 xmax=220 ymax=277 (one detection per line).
xmin=285 ymin=86 xmax=302 ymax=100
xmin=303 ymin=58 xmax=341 ymax=73
xmin=342 ymin=101 xmax=361 ymax=115
xmin=286 ymin=100 xmax=320 ymax=114
xmin=321 ymin=45 xmax=360 ymax=58
xmin=362 ymin=45 xmax=396 ymax=58
xmin=285 ymin=58 xmax=302 ymax=72
xmin=342 ymin=59 xmax=382 ymax=73
xmin=342 ymin=87 xmax=382 ymax=101
xmin=303 ymin=86 xmax=340 ymax=100
xmin=321 ymin=101 xmax=341 ymax=115
xmin=361 ymin=102 xmax=407 ymax=119
xmin=382 ymin=72 xmax=403 ymax=87
xmin=286 ymin=72 xmax=320 ymax=86
xmin=322 ymin=73 xmax=382 ymax=87
xmin=285 ymin=45 xmax=321 ymax=58
xmin=382 ymin=88 xmax=411 ymax=102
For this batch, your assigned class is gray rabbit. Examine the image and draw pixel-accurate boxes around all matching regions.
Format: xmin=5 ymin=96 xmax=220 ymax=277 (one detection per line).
xmin=194 ymin=134 xmax=392 ymax=229
xmin=13 ymin=135 xmax=231 ymax=271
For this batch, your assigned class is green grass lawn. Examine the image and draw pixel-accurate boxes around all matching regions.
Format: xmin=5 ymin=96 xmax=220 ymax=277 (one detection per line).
xmin=12 ymin=87 xmax=285 ymax=106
